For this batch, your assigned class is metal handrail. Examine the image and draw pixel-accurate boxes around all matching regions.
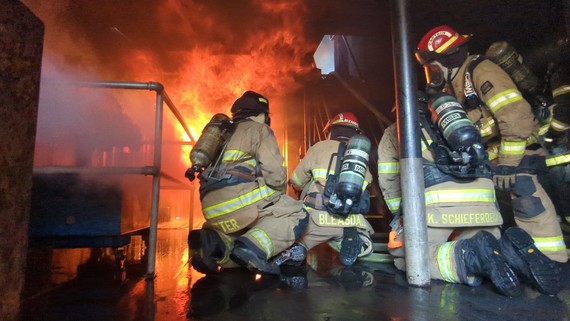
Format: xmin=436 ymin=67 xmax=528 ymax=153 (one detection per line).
xmin=35 ymin=80 xmax=195 ymax=278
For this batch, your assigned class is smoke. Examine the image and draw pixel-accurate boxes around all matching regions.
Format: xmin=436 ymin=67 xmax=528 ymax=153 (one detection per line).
xmin=23 ymin=0 xmax=322 ymax=229
xmin=22 ymin=0 xmax=318 ymax=123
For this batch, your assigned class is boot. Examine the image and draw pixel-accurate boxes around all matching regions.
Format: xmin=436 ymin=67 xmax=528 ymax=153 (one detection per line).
xmin=230 ymin=240 xmax=281 ymax=275
xmin=272 ymin=243 xmax=307 ymax=267
xmin=188 ymin=228 xmax=225 ymax=274
xmin=457 ymin=230 xmax=520 ymax=297
xmin=339 ymin=227 xmax=363 ymax=266
xmin=500 ymin=227 xmax=564 ymax=295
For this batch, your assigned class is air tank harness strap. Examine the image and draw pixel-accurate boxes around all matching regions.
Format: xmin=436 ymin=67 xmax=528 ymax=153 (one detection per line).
xmin=304 ymin=191 xmax=326 ymax=211
xmin=462 ymin=55 xmax=487 ymax=110
xmin=491 ymin=155 xmax=549 ymax=178
xmin=423 ymin=162 xmax=480 ymax=188
xmin=304 ymin=189 xmax=370 ymax=216
xmin=198 ymin=165 xmax=257 ymax=198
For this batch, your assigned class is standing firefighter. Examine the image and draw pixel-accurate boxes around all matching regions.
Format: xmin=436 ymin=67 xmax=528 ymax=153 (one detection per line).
xmin=537 ymin=38 xmax=570 ymax=224
xmin=274 ymin=112 xmax=375 ymax=267
xmin=187 ymin=91 xmax=308 ymax=275
xmin=414 ymin=25 xmax=566 ymax=293
xmin=378 ymin=93 xmax=521 ymax=296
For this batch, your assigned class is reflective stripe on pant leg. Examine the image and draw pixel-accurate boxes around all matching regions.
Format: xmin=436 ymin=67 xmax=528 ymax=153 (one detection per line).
xmin=437 ymin=241 xmax=461 ymax=283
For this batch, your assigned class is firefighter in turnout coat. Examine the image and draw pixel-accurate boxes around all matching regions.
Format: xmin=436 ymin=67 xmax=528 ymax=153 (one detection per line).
xmin=414 ymin=25 xmax=566 ymax=294
xmin=378 ymin=94 xmax=521 ymax=296
xmin=189 ymin=91 xmax=309 ymax=275
xmin=275 ymin=113 xmax=375 ymax=267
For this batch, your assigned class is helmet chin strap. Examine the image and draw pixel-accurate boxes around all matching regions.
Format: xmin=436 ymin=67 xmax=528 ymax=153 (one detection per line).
xmin=436 ymin=62 xmax=460 ymax=95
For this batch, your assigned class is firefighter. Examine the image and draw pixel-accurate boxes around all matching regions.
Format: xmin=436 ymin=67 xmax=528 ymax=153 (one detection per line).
xmin=539 ymin=38 xmax=570 ymax=225
xmin=274 ymin=113 xmax=375 ymax=267
xmin=378 ymin=93 xmax=520 ymax=296
xmin=188 ymin=91 xmax=309 ymax=275
xmin=415 ymin=25 xmax=567 ymax=292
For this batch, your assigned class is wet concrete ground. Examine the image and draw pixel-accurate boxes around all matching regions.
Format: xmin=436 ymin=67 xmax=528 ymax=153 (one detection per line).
xmin=20 ymin=229 xmax=570 ymax=321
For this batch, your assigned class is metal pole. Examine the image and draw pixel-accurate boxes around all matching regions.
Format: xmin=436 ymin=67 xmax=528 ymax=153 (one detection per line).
xmin=390 ymin=0 xmax=430 ymax=287
xmin=146 ymin=89 xmax=164 ymax=279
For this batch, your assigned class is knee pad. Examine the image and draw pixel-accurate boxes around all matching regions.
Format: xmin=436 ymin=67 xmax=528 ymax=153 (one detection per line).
xmin=293 ymin=209 xmax=310 ymax=239
xmin=512 ymin=196 xmax=545 ymax=219
xmin=511 ymin=175 xmax=545 ymax=219
xmin=511 ymin=175 xmax=536 ymax=197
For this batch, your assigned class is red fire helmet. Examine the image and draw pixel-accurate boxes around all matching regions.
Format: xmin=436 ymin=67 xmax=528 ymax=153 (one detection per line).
xmin=324 ymin=112 xmax=360 ymax=134
xmin=415 ymin=25 xmax=471 ymax=65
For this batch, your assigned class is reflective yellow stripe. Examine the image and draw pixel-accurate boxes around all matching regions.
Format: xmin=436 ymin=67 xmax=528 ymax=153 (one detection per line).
xmin=553 ymin=84 xmax=570 ymax=98
xmin=487 ymin=89 xmax=523 ymax=114
xmin=487 ymin=144 xmax=499 ymax=160
xmin=222 ymin=150 xmax=257 ymax=167
xmin=546 ymin=153 xmax=570 ymax=167
xmin=499 ymin=140 xmax=526 ymax=156
xmin=290 ymin=171 xmax=304 ymax=187
xmin=203 ymin=185 xmax=277 ymax=219
xmin=247 ymin=227 xmax=273 ymax=257
xmin=435 ymin=35 xmax=459 ymax=53
xmin=385 ymin=197 xmax=401 ymax=212
xmin=425 ymin=188 xmax=496 ymax=205
xmin=479 ymin=118 xmax=495 ymax=138
xmin=538 ymin=123 xmax=550 ymax=136
xmin=216 ymin=233 xmax=234 ymax=265
xmin=533 ymin=236 xmax=567 ymax=253
xmin=437 ymin=241 xmax=460 ymax=283
xmin=421 ymin=139 xmax=433 ymax=151
xmin=378 ymin=162 xmax=400 ymax=174
xmin=311 ymin=168 xmax=330 ymax=181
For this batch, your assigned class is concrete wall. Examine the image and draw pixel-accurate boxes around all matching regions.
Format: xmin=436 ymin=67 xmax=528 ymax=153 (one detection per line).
xmin=0 ymin=1 xmax=44 ymax=320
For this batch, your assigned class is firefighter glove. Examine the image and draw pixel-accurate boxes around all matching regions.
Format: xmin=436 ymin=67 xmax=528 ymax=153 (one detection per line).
xmin=493 ymin=165 xmax=517 ymax=191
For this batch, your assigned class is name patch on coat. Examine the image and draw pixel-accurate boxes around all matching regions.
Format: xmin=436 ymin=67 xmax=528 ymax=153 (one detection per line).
xmin=480 ymin=81 xmax=493 ymax=95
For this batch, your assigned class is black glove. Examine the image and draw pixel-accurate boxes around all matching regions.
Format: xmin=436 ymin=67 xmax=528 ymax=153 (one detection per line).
xmin=493 ymin=165 xmax=517 ymax=191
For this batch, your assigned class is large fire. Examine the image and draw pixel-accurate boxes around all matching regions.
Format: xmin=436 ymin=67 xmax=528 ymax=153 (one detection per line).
xmin=23 ymin=0 xmax=318 ymax=229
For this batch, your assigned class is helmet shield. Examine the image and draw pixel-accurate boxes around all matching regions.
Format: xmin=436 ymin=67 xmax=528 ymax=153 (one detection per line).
xmin=416 ymin=25 xmax=471 ymax=65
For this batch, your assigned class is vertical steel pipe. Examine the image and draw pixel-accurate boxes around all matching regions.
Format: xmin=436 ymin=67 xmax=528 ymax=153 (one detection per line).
xmin=390 ymin=0 xmax=430 ymax=286
xmin=146 ymin=89 xmax=164 ymax=279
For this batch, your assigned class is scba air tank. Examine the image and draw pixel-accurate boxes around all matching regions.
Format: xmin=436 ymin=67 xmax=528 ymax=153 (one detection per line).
xmin=429 ymin=93 xmax=484 ymax=164
xmin=329 ymin=134 xmax=371 ymax=215
xmin=186 ymin=113 xmax=231 ymax=181
xmin=485 ymin=41 xmax=541 ymax=94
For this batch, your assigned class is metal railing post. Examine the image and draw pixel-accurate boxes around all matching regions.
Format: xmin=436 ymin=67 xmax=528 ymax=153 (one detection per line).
xmin=390 ymin=0 xmax=430 ymax=287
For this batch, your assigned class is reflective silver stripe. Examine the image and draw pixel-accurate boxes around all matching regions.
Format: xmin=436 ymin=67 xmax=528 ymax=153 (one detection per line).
xmin=203 ymin=185 xmax=277 ymax=219
xmin=533 ymin=236 xmax=567 ymax=253
xmin=550 ymin=118 xmax=570 ymax=132
xmin=311 ymin=168 xmax=331 ymax=181
xmin=553 ymin=84 xmax=570 ymax=98
xmin=222 ymin=149 xmax=257 ymax=167
xmin=247 ymin=227 xmax=273 ymax=257
xmin=487 ymin=89 xmax=523 ymax=113
xmin=499 ymin=140 xmax=526 ymax=156
xmin=378 ymin=162 xmax=400 ymax=174
xmin=437 ymin=242 xmax=459 ymax=283
xmin=385 ymin=197 xmax=401 ymax=212
xmin=425 ymin=188 xmax=496 ymax=205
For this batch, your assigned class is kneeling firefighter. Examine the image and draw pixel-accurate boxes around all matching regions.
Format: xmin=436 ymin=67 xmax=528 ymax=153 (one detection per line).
xmin=414 ymin=25 xmax=567 ymax=293
xmin=275 ymin=112 xmax=375 ymax=267
xmin=187 ymin=91 xmax=309 ymax=275
xmin=378 ymin=92 xmax=562 ymax=295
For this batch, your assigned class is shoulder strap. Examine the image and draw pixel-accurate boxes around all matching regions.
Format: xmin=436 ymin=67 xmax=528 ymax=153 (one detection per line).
xmin=463 ymin=55 xmax=487 ymax=109
xmin=323 ymin=142 xmax=346 ymax=199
